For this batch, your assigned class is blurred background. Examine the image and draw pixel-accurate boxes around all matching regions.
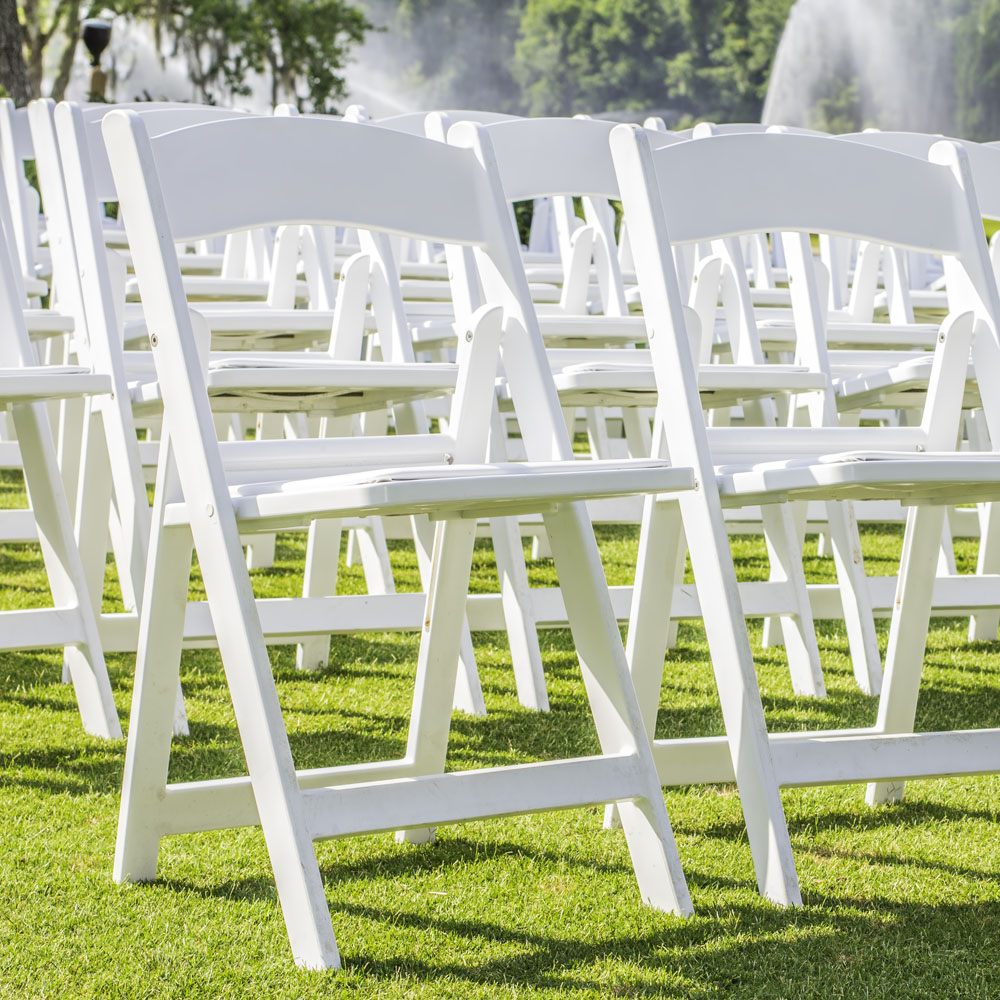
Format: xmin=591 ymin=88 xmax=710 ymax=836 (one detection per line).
xmin=8 ymin=0 xmax=1000 ymax=138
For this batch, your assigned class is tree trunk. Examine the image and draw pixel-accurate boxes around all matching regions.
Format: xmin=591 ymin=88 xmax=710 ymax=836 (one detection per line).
xmin=51 ymin=1 xmax=81 ymax=102
xmin=0 ymin=0 xmax=32 ymax=103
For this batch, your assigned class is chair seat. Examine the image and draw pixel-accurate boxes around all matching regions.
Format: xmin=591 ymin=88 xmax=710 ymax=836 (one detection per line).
xmin=130 ymin=359 xmax=458 ymax=415
xmin=546 ymin=361 xmax=827 ymax=408
xmin=126 ymin=275 xmax=310 ymax=303
xmin=716 ymin=451 xmax=1000 ymax=506
xmin=24 ymin=310 xmax=74 ymax=337
xmin=835 ymin=356 xmax=980 ymax=411
xmin=412 ymin=314 xmax=648 ymax=354
xmin=163 ymin=458 xmax=694 ymax=528
xmin=0 ymin=367 xmax=111 ymax=403
xmin=756 ymin=320 xmax=942 ymax=351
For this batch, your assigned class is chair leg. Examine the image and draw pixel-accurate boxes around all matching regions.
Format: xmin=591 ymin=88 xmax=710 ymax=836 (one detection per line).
xmin=193 ymin=515 xmax=340 ymax=968
xmin=246 ymin=412 xmax=281 ymax=570
xmin=826 ymin=500 xmax=882 ymax=695
xmin=677 ymin=489 xmax=802 ymax=907
xmin=488 ymin=407 xmax=548 ymax=710
xmin=295 ymin=517 xmax=342 ymax=671
xmin=970 ymin=501 xmax=1000 ymax=641
xmin=75 ymin=403 xmax=116 ymax=621
xmin=761 ymin=503 xmax=826 ymax=698
xmin=490 ymin=514 xmax=549 ymax=710
xmin=763 ymin=500 xmax=807 ymax=650
xmin=544 ymin=501 xmax=692 ymax=915
xmin=354 ymin=519 xmax=397 ymax=594
xmin=57 ymin=393 xmax=86 ymax=515
xmin=604 ymin=496 xmax=684 ymax=830
xmin=113 ymin=523 xmax=193 ymax=882
xmin=411 ymin=513 xmax=486 ymax=716
xmin=866 ymin=504 xmax=945 ymax=807
xmin=13 ymin=401 xmax=121 ymax=740
xmin=397 ymin=517 xmax=481 ymax=846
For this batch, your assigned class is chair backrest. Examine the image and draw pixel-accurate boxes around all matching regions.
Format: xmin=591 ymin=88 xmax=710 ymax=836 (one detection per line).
xmin=0 ymin=164 xmax=47 ymax=368
xmin=610 ymin=125 xmax=1000 ymax=464
xmin=0 ymin=99 xmax=41 ymax=277
xmin=0 ymin=159 xmax=33 ymax=364
xmin=377 ymin=109 xmax=520 ymax=136
xmin=638 ymin=131 xmax=985 ymax=259
xmin=692 ymin=122 xmax=830 ymax=139
xmin=78 ymin=103 xmax=252 ymax=202
xmin=0 ymin=155 xmax=29 ymax=310
xmin=444 ymin=115 xmax=683 ymax=315
xmin=841 ymin=130 xmax=1000 ymax=222
xmin=472 ymin=116 xmax=681 ymax=203
xmin=102 ymin=112 xmax=579 ymax=466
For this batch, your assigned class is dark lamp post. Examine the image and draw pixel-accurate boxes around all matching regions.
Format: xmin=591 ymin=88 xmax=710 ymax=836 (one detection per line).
xmin=81 ymin=18 xmax=112 ymax=100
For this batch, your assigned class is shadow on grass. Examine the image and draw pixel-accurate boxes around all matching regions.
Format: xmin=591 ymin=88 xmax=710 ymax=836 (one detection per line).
xmin=329 ymin=895 xmax=1000 ymax=994
xmin=695 ymin=797 xmax=1000 ymax=844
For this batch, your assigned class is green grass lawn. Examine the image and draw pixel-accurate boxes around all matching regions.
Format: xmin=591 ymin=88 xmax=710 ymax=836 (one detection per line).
xmin=3 ymin=469 xmax=1000 ymax=998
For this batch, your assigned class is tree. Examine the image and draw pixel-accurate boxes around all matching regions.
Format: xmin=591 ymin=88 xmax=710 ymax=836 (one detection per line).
xmin=667 ymin=0 xmax=793 ymax=123
xmin=128 ymin=0 xmax=372 ymax=110
xmin=512 ymin=0 xmax=687 ymax=116
xmin=955 ymin=0 xmax=1000 ymax=139
xmin=0 ymin=0 xmax=32 ymax=103
xmin=15 ymin=0 xmax=372 ymax=109
xmin=509 ymin=0 xmax=792 ymax=122
xmin=17 ymin=0 xmax=86 ymax=101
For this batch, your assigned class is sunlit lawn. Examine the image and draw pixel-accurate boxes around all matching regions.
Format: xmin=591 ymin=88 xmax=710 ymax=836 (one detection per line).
xmin=2 ymin=468 xmax=1000 ymax=998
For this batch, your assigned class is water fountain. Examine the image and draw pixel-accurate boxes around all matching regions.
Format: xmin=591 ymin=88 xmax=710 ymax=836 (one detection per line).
xmin=762 ymin=0 xmax=956 ymax=135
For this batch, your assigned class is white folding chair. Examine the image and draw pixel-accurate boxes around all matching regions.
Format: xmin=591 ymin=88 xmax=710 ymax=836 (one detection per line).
xmin=612 ymin=125 xmax=1000 ymax=889
xmin=470 ymin=115 xmax=865 ymax=696
xmin=0 ymin=167 xmax=119 ymax=739
xmin=105 ymin=110 xmax=698 ymax=967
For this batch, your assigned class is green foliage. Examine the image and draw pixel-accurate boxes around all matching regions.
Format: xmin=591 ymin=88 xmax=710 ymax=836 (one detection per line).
xmin=112 ymin=0 xmax=372 ymax=111
xmin=954 ymin=0 xmax=1000 ymax=139
xmin=512 ymin=0 xmax=687 ymax=116
xmin=15 ymin=0 xmax=371 ymax=111
xmin=363 ymin=0 xmax=794 ymax=123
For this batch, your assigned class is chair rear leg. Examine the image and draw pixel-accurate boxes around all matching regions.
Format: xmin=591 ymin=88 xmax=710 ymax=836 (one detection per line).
xmin=544 ymin=501 xmax=692 ymax=915
xmin=245 ymin=412 xmax=281 ymax=569
xmin=604 ymin=496 xmax=684 ymax=830
xmin=491 ymin=513 xmax=549 ymax=710
xmin=970 ymin=501 xmax=1000 ymax=641
xmin=679 ymin=489 xmax=802 ymax=907
xmin=761 ymin=503 xmax=826 ymax=698
xmin=192 ymin=512 xmax=340 ymax=968
xmin=411 ymin=513 xmax=486 ymax=716
xmin=295 ymin=517 xmax=342 ymax=671
xmin=826 ymin=500 xmax=883 ymax=695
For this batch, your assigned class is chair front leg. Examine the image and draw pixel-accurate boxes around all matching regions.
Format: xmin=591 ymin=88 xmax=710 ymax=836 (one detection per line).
xmin=866 ymin=503 xmax=945 ymax=806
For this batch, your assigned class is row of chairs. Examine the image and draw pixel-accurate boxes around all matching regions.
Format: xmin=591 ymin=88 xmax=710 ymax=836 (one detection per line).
xmin=4 ymin=100 xmax=1000 ymax=969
